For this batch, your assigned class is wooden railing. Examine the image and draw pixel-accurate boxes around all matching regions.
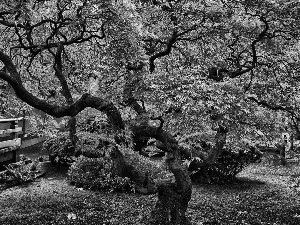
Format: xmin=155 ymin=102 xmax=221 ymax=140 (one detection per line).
xmin=0 ymin=117 xmax=25 ymax=167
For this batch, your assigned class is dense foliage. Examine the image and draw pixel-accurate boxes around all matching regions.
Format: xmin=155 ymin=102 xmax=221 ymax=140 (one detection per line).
xmin=189 ymin=145 xmax=262 ymax=184
xmin=44 ymin=125 xmax=166 ymax=193
xmin=1 ymin=0 xmax=300 ymax=223
xmin=68 ymin=156 xmax=135 ymax=192
xmin=0 ymin=155 xmax=41 ymax=185
xmin=43 ymin=132 xmax=77 ymax=164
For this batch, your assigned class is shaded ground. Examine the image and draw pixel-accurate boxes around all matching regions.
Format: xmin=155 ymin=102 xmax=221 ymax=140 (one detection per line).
xmin=16 ymin=142 xmax=48 ymax=161
xmin=0 ymin=162 xmax=155 ymax=225
xmin=1 ymin=148 xmax=300 ymax=224
xmin=188 ymin=165 xmax=300 ymax=225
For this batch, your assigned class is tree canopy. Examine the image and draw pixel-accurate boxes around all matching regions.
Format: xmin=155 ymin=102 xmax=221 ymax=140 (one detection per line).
xmin=1 ymin=0 xmax=300 ymax=224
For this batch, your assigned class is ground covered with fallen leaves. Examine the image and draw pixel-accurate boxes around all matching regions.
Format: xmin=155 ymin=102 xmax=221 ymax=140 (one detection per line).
xmin=1 ymin=160 xmax=300 ymax=224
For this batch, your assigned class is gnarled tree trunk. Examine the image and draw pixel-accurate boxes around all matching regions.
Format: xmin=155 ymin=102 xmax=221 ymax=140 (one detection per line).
xmin=124 ymin=63 xmax=193 ymax=224
xmin=154 ymin=140 xmax=192 ymax=224
xmin=131 ymin=123 xmax=192 ymax=224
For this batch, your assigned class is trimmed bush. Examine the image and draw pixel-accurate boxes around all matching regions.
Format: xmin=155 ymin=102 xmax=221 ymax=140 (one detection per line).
xmin=68 ymin=156 xmax=135 ymax=192
xmin=0 ymin=156 xmax=40 ymax=185
xmin=189 ymin=146 xmax=262 ymax=184
xmin=43 ymin=131 xmax=113 ymax=164
xmin=78 ymin=117 xmax=112 ymax=134
xmin=124 ymin=151 xmax=166 ymax=180
xmin=43 ymin=132 xmax=78 ymax=164
xmin=76 ymin=132 xmax=114 ymax=158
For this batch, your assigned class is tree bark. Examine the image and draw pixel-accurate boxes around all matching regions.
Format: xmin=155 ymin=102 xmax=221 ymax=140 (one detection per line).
xmin=179 ymin=124 xmax=228 ymax=173
xmin=131 ymin=123 xmax=192 ymax=224
xmin=54 ymin=46 xmax=78 ymax=147
xmin=280 ymin=142 xmax=287 ymax=166
xmin=68 ymin=116 xmax=77 ymax=146
xmin=0 ymin=60 xmax=124 ymax=131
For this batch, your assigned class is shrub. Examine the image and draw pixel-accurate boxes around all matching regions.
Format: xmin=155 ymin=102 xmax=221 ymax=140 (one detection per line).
xmin=68 ymin=156 xmax=135 ymax=192
xmin=115 ymin=140 xmax=170 ymax=181
xmin=124 ymin=152 xmax=166 ymax=179
xmin=43 ymin=131 xmax=111 ymax=164
xmin=43 ymin=132 xmax=78 ymax=164
xmin=78 ymin=117 xmax=113 ymax=134
xmin=0 ymin=156 xmax=40 ymax=185
xmin=76 ymin=132 xmax=114 ymax=158
xmin=189 ymin=146 xmax=262 ymax=184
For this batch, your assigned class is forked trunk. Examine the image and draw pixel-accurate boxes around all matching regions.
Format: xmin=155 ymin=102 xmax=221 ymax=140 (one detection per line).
xmin=147 ymin=159 xmax=192 ymax=225
xmin=68 ymin=116 xmax=77 ymax=146
xmin=132 ymin=126 xmax=192 ymax=224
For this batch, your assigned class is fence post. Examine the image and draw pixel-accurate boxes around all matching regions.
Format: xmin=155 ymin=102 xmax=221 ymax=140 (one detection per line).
xmin=9 ymin=120 xmax=18 ymax=163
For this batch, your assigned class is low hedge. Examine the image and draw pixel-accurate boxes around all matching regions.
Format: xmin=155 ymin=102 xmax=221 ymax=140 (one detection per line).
xmin=68 ymin=156 xmax=135 ymax=192
xmin=189 ymin=146 xmax=262 ymax=184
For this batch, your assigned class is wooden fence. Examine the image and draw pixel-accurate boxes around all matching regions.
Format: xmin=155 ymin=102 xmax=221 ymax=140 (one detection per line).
xmin=0 ymin=117 xmax=25 ymax=167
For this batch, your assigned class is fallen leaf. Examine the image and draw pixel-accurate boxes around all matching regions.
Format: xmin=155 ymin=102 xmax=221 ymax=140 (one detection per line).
xmin=67 ymin=213 xmax=77 ymax=220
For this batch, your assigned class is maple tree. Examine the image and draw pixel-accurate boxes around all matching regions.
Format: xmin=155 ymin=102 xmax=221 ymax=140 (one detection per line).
xmin=0 ymin=0 xmax=300 ymax=223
